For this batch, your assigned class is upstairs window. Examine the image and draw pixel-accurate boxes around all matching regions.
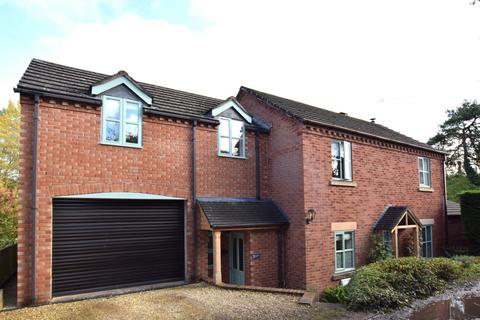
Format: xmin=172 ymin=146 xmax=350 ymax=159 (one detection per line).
xmin=101 ymin=96 xmax=142 ymax=147
xmin=331 ymin=140 xmax=352 ymax=180
xmin=418 ymin=157 xmax=431 ymax=188
xmin=218 ymin=117 xmax=245 ymax=158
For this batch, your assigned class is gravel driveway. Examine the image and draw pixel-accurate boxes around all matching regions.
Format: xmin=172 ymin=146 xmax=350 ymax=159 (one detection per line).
xmin=0 ymin=283 xmax=348 ymax=320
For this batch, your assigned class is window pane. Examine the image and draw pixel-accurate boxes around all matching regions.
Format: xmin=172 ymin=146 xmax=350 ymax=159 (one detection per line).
xmin=220 ymin=137 xmax=230 ymax=154
xmin=422 ymin=244 xmax=427 ymax=257
xmin=126 ymin=107 xmax=139 ymax=123
xmin=335 ymin=234 xmax=343 ymax=251
xmin=239 ymin=238 xmax=244 ymax=271
xmin=427 ymin=243 xmax=433 ymax=257
xmin=344 ymin=232 xmax=353 ymax=249
xmin=332 ymin=160 xmax=341 ymax=178
xmin=105 ymin=121 xmax=120 ymax=142
xmin=336 ymin=252 xmax=343 ymax=269
xmin=232 ymin=138 xmax=243 ymax=157
xmin=419 ymin=158 xmax=424 ymax=171
xmin=219 ymin=119 xmax=229 ymax=137
xmin=426 ymin=226 xmax=432 ymax=241
xmin=125 ymin=124 xmax=139 ymax=144
xmin=421 ymin=227 xmax=426 ymax=242
xmin=345 ymin=251 xmax=354 ymax=269
xmin=419 ymin=173 xmax=424 ymax=185
xmin=331 ymin=142 xmax=340 ymax=158
xmin=231 ymin=120 xmax=244 ymax=139
xmin=105 ymin=99 xmax=120 ymax=120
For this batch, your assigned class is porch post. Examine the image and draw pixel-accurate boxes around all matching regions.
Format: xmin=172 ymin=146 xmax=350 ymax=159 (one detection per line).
xmin=393 ymin=228 xmax=399 ymax=258
xmin=213 ymin=230 xmax=222 ymax=284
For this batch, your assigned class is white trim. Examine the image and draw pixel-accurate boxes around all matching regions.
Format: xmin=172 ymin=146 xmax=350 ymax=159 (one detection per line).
xmin=420 ymin=218 xmax=434 ymax=225
xmin=55 ymin=192 xmax=185 ymax=200
xmin=212 ymin=98 xmax=252 ymax=123
xmin=92 ymin=76 xmax=152 ymax=105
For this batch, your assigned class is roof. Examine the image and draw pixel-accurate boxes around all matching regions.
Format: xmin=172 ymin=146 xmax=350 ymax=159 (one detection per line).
xmin=16 ymin=59 xmax=224 ymax=121
xmin=240 ymin=86 xmax=441 ymax=153
xmin=447 ymin=200 xmax=461 ymax=216
xmin=197 ymin=197 xmax=289 ymax=229
xmin=374 ymin=206 xmax=422 ymax=230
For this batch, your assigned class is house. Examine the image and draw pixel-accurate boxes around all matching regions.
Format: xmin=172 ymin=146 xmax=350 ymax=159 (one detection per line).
xmin=446 ymin=200 xmax=468 ymax=249
xmin=14 ymin=59 xmax=446 ymax=306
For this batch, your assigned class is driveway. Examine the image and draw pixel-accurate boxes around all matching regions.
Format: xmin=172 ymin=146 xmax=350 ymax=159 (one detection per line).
xmin=0 ymin=283 xmax=349 ymax=320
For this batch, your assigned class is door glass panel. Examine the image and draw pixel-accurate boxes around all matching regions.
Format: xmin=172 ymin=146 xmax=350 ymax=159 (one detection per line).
xmin=238 ymin=238 xmax=244 ymax=271
xmin=105 ymin=121 xmax=120 ymax=141
xmin=232 ymin=238 xmax=237 ymax=269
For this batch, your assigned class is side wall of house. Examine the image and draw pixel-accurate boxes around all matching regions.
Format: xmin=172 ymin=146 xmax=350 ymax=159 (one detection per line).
xmin=302 ymin=127 xmax=446 ymax=291
xmin=18 ymin=95 xmax=266 ymax=305
xmin=237 ymin=92 xmax=306 ymax=289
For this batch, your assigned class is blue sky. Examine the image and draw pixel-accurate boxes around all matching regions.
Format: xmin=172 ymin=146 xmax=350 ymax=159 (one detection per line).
xmin=1 ymin=0 xmax=480 ymax=142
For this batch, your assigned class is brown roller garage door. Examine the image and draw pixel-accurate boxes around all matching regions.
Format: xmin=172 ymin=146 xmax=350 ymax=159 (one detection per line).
xmin=52 ymin=198 xmax=185 ymax=297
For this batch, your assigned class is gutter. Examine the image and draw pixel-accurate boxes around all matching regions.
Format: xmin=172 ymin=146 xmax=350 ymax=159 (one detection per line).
xmin=255 ymin=130 xmax=261 ymax=200
xmin=31 ymin=94 xmax=40 ymax=304
xmin=442 ymin=158 xmax=449 ymax=249
xmin=192 ymin=120 xmax=198 ymax=280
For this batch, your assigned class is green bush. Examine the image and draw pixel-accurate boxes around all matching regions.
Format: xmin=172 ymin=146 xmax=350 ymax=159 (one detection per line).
xmin=460 ymin=191 xmax=480 ymax=255
xmin=453 ymin=255 xmax=480 ymax=268
xmin=346 ymin=257 xmax=470 ymax=311
xmin=369 ymin=233 xmax=393 ymax=263
xmin=322 ymin=285 xmax=350 ymax=304
xmin=347 ymin=266 xmax=407 ymax=311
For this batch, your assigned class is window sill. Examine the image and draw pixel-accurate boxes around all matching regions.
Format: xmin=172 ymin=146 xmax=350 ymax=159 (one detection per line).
xmin=100 ymin=142 xmax=143 ymax=149
xmin=217 ymin=154 xmax=247 ymax=160
xmin=332 ymin=270 xmax=354 ymax=281
xmin=330 ymin=180 xmax=357 ymax=187
xmin=418 ymin=186 xmax=434 ymax=193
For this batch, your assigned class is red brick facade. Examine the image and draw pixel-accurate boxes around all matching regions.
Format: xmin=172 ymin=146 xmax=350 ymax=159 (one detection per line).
xmin=18 ymin=86 xmax=445 ymax=305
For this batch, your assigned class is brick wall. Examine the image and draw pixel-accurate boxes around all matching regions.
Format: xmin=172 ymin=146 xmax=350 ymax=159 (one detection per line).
xmin=248 ymin=230 xmax=279 ymax=287
xmin=18 ymin=95 xmax=267 ymax=305
xmin=237 ymin=92 xmax=307 ymax=289
xmin=302 ymin=127 xmax=445 ymax=291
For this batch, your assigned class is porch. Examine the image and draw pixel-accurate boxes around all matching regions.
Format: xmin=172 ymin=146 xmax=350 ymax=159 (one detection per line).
xmin=197 ymin=198 xmax=289 ymax=287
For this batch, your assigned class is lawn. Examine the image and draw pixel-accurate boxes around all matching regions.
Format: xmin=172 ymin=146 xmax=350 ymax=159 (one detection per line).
xmin=0 ymin=283 xmax=348 ymax=320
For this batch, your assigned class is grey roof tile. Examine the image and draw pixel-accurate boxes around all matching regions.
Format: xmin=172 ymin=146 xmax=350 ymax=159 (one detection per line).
xmin=374 ymin=206 xmax=422 ymax=230
xmin=198 ymin=198 xmax=289 ymax=228
xmin=240 ymin=86 xmax=440 ymax=152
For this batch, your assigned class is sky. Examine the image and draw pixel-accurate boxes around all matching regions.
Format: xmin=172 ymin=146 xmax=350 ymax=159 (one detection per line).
xmin=0 ymin=0 xmax=479 ymax=143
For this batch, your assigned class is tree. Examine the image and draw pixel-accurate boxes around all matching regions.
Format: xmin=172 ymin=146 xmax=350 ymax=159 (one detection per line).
xmin=428 ymin=101 xmax=480 ymax=186
xmin=0 ymin=100 xmax=20 ymax=189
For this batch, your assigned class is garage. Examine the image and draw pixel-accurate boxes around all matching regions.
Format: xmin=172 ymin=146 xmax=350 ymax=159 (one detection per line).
xmin=52 ymin=195 xmax=185 ymax=297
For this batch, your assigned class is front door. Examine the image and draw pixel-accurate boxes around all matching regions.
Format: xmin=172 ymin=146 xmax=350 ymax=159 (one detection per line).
xmin=229 ymin=233 xmax=245 ymax=285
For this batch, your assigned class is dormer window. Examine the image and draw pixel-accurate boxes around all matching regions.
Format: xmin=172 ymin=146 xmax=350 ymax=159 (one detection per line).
xmin=218 ymin=117 xmax=245 ymax=158
xmin=101 ymin=96 xmax=142 ymax=147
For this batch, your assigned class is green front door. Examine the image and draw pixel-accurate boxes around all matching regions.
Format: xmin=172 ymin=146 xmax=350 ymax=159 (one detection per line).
xmin=229 ymin=233 xmax=245 ymax=285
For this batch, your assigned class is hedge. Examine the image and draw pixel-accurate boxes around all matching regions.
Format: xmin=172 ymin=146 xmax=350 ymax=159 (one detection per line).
xmin=460 ymin=190 xmax=480 ymax=255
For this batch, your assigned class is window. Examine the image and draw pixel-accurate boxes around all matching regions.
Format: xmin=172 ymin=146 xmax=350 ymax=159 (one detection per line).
xmin=331 ymin=140 xmax=352 ymax=180
xmin=418 ymin=157 xmax=431 ymax=188
xmin=101 ymin=96 xmax=142 ymax=147
xmin=421 ymin=225 xmax=433 ymax=258
xmin=335 ymin=231 xmax=355 ymax=272
xmin=383 ymin=230 xmax=392 ymax=249
xmin=218 ymin=117 xmax=245 ymax=158
xmin=207 ymin=231 xmax=213 ymax=270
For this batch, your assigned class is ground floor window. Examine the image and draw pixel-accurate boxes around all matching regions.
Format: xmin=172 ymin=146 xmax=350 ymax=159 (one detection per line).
xmin=421 ymin=225 xmax=433 ymax=258
xmin=335 ymin=231 xmax=355 ymax=272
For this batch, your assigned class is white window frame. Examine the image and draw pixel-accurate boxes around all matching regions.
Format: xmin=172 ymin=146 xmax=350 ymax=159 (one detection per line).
xmin=334 ymin=230 xmax=355 ymax=273
xmin=217 ymin=117 xmax=246 ymax=158
xmin=101 ymin=96 xmax=142 ymax=148
xmin=331 ymin=140 xmax=352 ymax=181
xmin=418 ymin=157 xmax=431 ymax=188
xmin=421 ymin=225 xmax=433 ymax=258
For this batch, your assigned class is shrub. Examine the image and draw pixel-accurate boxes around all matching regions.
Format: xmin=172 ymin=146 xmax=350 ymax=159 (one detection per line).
xmin=347 ymin=266 xmax=407 ymax=311
xmin=426 ymin=258 xmax=463 ymax=282
xmin=322 ymin=285 xmax=350 ymax=304
xmin=460 ymin=191 xmax=480 ymax=255
xmin=369 ymin=233 xmax=393 ymax=263
xmin=453 ymin=255 xmax=480 ymax=268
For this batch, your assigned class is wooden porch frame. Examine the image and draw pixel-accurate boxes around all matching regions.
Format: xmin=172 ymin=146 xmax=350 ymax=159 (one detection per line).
xmin=390 ymin=211 xmax=421 ymax=258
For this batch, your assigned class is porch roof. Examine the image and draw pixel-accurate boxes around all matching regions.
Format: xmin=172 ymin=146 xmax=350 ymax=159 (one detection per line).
xmin=374 ymin=206 xmax=422 ymax=231
xmin=197 ymin=197 xmax=289 ymax=229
